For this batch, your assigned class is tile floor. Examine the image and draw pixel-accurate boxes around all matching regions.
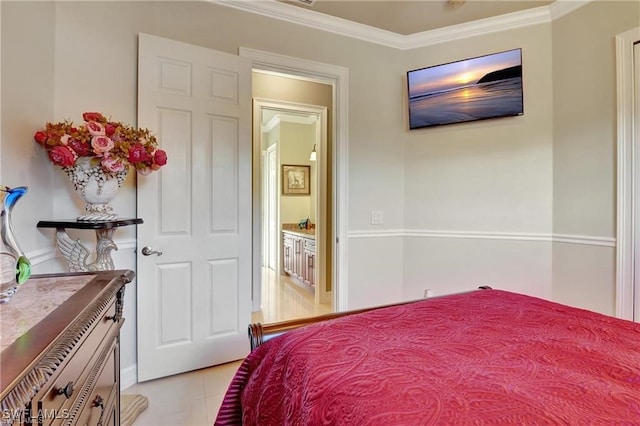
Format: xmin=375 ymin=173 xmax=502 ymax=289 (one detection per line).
xmin=123 ymin=359 xmax=242 ymax=425
xmin=123 ymin=268 xmax=332 ymax=425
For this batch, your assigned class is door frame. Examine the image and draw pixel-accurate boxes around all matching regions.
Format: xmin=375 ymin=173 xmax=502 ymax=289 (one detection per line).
xmin=615 ymin=26 xmax=640 ymax=321
xmin=239 ymin=47 xmax=349 ymax=312
xmin=262 ymin=143 xmax=278 ymax=271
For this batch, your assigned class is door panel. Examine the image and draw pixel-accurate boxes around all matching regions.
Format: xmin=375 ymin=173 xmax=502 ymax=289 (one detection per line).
xmin=137 ymin=33 xmax=251 ymax=381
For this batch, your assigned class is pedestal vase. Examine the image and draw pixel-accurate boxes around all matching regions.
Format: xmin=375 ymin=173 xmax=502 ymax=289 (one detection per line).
xmin=63 ymin=157 xmax=128 ymax=221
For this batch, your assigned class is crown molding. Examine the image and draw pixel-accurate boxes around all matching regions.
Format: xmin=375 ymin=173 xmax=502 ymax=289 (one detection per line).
xmin=210 ymin=0 xmax=592 ymax=50
xmin=262 ymin=113 xmax=317 ymax=132
xmin=549 ymin=0 xmax=592 ymax=20
xmin=214 ymin=0 xmax=406 ymax=48
xmin=402 ymin=5 xmax=551 ymax=49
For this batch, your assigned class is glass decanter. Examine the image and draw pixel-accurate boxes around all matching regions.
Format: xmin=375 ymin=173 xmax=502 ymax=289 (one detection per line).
xmin=0 ymin=186 xmax=31 ymax=303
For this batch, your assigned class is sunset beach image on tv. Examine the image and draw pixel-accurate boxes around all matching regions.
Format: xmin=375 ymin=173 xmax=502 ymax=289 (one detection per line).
xmin=407 ymin=49 xmax=523 ymax=130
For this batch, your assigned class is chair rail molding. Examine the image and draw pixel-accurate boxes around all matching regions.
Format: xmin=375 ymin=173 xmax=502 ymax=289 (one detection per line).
xmin=348 ymin=230 xmax=615 ymax=247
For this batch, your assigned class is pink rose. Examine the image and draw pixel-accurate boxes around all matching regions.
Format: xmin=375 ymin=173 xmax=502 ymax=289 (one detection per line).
xmin=48 ymin=145 xmax=77 ymax=167
xmin=86 ymin=121 xmax=105 ymax=136
xmin=91 ymin=135 xmax=115 ymax=154
xmin=34 ymin=131 xmax=47 ymax=145
xmin=153 ymin=149 xmax=167 ymax=167
xmin=68 ymin=139 xmax=90 ymax=156
xmin=102 ymin=156 xmax=126 ymax=173
xmin=128 ymin=143 xmax=150 ymax=164
xmin=83 ymin=112 xmax=104 ymax=122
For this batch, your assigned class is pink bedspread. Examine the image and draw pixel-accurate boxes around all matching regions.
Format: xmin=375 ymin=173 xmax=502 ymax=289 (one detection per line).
xmin=216 ymin=290 xmax=640 ymax=425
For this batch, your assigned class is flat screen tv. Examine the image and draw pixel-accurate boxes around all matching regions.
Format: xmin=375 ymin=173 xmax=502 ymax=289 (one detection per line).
xmin=407 ymin=48 xmax=523 ymax=130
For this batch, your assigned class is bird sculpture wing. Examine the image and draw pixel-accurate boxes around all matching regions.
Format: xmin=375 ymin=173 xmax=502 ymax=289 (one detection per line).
xmin=56 ymin=230 xmax=90 ymax=272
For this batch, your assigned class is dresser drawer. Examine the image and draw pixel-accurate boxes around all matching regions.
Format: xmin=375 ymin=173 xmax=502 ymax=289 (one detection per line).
xmin=33 ymin=298 xmax=119 ymax=417
xmin=74 ymin=343 xmax=118 ymax=426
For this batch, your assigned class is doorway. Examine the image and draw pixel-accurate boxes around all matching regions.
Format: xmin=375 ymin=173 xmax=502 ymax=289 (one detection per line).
xmin=252 ymin=95 xmax=333 ymax=323
xmin=241 ymin=47 xmax=350 ymax=316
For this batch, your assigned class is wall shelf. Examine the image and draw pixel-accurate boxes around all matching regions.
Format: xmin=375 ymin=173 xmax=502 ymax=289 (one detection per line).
xmin=37 ymin=218 xmax=143 ymax=272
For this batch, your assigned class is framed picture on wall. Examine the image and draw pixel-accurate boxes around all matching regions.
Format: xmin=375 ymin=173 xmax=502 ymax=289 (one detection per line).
xmin=282 ymin=165 xmax=310 ymax=195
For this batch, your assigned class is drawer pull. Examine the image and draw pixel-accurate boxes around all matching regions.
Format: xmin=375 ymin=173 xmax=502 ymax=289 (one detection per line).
xmin=94 ymin=394 xmax=105 ymax=426
xmin=105 ymin=314 xmax=118 ymax=322
xmin=57 ymin=381 xmax=74 ymax=399
xmin=93 ymin=394 xmax=104 ymax=410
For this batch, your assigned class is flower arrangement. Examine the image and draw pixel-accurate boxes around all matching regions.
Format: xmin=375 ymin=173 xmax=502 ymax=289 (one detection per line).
xmin=33 ymin=112 xmax=167 ymax=176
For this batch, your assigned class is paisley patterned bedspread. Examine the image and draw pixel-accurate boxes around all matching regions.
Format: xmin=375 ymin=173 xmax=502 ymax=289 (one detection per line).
xmin=215 ymin=289 xmax=640 ymax=425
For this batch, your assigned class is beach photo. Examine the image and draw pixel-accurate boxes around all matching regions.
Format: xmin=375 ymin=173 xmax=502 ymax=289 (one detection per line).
xmin=407 ymin=49 xmax=524 ymax=130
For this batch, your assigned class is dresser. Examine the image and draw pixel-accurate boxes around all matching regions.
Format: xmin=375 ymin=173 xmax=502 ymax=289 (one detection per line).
xmin=0 ymin=270 xmax=134 ymax=425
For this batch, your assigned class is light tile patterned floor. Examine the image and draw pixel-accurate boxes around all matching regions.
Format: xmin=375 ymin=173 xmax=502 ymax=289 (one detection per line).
xmin=123 ymin=360 xmax=242 ymax=425
xmin=124 ymin=268 xmax=332 ymax=425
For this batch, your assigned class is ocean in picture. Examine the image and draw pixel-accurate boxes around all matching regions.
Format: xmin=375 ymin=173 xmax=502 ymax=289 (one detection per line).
xmin=409 ymin=76 xmax=523 ymax=129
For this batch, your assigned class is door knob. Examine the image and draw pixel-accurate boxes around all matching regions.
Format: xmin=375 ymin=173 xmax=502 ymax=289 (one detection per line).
xmin=141 ymin=246 xmax=163 ymax=256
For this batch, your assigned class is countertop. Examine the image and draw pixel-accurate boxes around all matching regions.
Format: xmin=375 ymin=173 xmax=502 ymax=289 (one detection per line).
xmin=282 ymin=228 xmax=316 ymax=238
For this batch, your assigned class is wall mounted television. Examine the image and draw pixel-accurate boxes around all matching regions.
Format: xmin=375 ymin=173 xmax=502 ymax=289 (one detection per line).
xmin=407 ymin=48 xmax=523 ymax=130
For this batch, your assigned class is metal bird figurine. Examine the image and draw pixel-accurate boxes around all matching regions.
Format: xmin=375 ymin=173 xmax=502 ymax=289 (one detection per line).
xmin=56 ymin=229 xmax=118 ymax=272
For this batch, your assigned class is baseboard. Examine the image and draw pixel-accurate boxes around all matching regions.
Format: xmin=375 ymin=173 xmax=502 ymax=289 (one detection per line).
xmin=120 ymin=363 xmax=138 ymax=391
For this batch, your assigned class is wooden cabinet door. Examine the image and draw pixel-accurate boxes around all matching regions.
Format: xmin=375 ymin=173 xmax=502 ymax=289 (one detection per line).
xmin=304 ymin=246 xmax=315 ymax=289
xmin=283 ymin=234 xmax=293 ymax=275
xmin=293 ymin=237 xmax=304 ymax=280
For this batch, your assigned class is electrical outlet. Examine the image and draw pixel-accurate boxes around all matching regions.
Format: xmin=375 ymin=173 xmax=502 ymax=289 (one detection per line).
xmin=371 ymin=210 xmax=383 ymax=225
xmin=423 ymin=289 xmax=433 ymax=298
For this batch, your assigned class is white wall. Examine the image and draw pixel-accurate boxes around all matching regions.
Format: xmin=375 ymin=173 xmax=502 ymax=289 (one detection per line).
xmin=279 ymin=122 xmax=315 ymax=224
xmin=551 ymin=1 xmax=639 ymax=315
xmin=401 ymin=22 xmax=554 ymax=301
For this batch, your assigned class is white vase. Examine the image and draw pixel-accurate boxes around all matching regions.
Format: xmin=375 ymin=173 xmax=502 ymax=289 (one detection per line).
xmin=64 ymin=157 xmax=128 ymax=221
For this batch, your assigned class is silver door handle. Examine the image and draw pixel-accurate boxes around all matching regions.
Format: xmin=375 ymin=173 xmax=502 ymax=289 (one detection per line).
xmin=141 ymin=246 xmax=163 ymax=256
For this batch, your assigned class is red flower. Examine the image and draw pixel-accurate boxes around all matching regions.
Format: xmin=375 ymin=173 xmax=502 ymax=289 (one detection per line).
xmin=68 ymin=139 xmax=90 ymax=156
xmin=82 ymin=112 xmax=104 ymax=122
xmin=105 ymin=123 xmax=116 ymax=136
xmin=34 ymin=131 xmax=47 ymax=145
xmin=48 ymin=145 xmax=77 ymax=167
xmin=154 ymin=149 xmax=168 ymax=166
xmin=128 ymin=143 xmax=150 ymax=164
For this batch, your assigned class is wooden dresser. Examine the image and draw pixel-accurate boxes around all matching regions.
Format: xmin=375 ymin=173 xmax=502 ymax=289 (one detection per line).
xmin=0 ymin=270 xmax=134 ymax=425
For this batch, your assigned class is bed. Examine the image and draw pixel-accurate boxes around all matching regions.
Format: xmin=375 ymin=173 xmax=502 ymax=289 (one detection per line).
xmin=215 ymin=288 xmax=640 ymax=425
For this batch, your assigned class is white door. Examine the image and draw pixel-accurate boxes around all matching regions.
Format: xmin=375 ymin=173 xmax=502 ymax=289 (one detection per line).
xmin=136 ymin=33 xmax=252 ymax=381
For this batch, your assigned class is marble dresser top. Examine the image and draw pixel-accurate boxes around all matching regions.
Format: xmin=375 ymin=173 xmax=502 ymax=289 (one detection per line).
xmin=0 ymin=274 xmax=96 ymax=352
